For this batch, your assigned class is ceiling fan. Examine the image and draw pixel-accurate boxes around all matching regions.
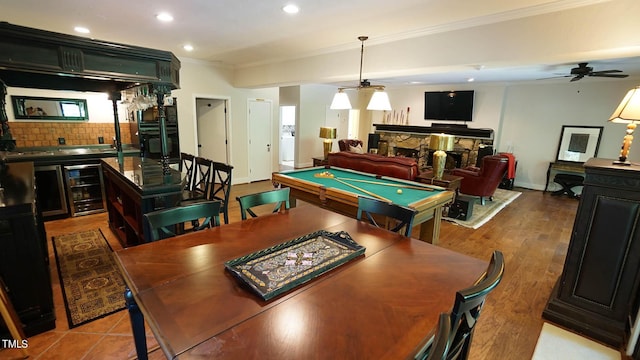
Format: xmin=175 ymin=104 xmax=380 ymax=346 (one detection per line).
xmin=560 ymin=62 xmax=629 ymax=82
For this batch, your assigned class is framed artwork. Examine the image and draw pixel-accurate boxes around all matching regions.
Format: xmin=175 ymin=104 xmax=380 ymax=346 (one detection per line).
xmin=556 ymin=125 xmax=603 ymax=163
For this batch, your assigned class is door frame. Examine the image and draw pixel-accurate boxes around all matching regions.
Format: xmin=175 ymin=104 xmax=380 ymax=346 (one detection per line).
xmin=247 ymin=98 xmax=273 ymax=182
xmin=192 ymin=94 xmax=232 ymax=165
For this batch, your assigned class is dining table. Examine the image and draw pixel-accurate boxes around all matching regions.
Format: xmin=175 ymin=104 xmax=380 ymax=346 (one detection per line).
xmin=114 ymin=205 xmax=487 ymax=360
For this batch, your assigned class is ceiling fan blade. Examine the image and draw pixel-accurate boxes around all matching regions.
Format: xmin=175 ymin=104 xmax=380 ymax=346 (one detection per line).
xmin=570 ymin=76 xmax=583 ymax=82
xmin=589 ymin=73 xmax=629 ymax=78
xmin=591 ymin=69 xmax=623 ymax=75
xmin=536 ymin=75 xmax=571 ymax=80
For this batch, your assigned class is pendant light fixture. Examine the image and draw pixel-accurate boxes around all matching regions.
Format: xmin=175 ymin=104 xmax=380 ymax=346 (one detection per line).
xmin=330 ymin=36 xmax=392 ymax=111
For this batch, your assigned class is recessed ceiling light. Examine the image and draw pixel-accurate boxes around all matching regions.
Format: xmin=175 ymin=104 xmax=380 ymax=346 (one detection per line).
xmin=467 ymin=78 xmax=475 ymax=82
xmin=282 ymin=4 xmax=299 ymax=14
xmin=156 ymin=12 xmax=174 ymax=22
xmin=183 ymin=44 xmax=194 ymax=52
xmin=74 ymin=26 xmax=90 ymax=34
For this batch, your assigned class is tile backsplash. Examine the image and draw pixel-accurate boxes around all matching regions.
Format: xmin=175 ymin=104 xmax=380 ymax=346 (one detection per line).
xmin=8 ymin=122 xmax=133 ymax=147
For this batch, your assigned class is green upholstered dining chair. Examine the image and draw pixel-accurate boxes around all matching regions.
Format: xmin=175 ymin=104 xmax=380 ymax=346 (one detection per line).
xmin=413 ymin=250 xmax=505 ymax=360
xmin=208 ymin=162 xmax=233 ymax=224
xmin=144 ymin=200 xmax=221 ymax=241
xmin=356 ymin=196 xmax=417 ymax=237
xmin=236 ymin=187 xmax=290 ymax=220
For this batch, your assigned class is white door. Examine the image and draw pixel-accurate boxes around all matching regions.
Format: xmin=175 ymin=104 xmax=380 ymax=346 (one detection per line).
xmin=196 ymin=98 xmax=228 ymax=163
xmin=248 ymin=99 xmax=273 ymax=181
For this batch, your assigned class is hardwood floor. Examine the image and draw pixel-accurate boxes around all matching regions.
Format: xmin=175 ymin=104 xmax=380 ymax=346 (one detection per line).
xmin=1 ymin=183 xmax=627 ymax=359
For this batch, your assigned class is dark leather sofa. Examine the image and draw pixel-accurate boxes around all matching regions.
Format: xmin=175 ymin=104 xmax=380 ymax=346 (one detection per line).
xmin=327 ymin=151 xmax=419 ymax=181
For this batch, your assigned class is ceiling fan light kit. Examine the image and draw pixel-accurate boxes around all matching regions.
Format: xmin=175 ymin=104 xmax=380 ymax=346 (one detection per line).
xmin=330 ymin=36 xmax=392 ymax=111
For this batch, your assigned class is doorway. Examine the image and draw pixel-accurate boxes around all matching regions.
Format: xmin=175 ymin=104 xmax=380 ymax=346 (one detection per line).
xmin=248 ymin=99 xmax=273 ymax=182
xmin=196 ymin=97 xmax=230 ymax=164
xmin=279 ymin=105 xmax=295 ymax=170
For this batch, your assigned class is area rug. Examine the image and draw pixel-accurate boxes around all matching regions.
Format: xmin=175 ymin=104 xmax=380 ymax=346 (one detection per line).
xmin=52 ymin=229 xmax=126 ymax=328
xmin=532 ymin=322 xmax=620 ymax=360
xmin=445 ymin=188 xmax=521 ymax=229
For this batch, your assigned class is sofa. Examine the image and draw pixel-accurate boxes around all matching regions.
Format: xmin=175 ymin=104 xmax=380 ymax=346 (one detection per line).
xmin=327 ymin=151 xmax=419 ymax=181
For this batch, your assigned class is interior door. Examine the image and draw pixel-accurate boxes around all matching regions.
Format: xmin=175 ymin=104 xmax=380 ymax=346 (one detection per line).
xmin=196 ymin=98 xmax=228 ymax=163
xmin=248 ymin=99 xmax=273 ymax=181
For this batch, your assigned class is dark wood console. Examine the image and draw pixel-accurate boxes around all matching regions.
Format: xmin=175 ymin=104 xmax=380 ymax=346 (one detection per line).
xmin=0 ymin=162 xmax=55 ymax=336
xmin=543 ymin=158 xmax=640 ymax=348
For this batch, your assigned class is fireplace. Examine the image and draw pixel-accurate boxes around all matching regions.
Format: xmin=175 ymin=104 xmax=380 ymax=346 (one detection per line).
xmin=426 ymin=150 xmax=464 ymax=169
xmin=394 ymin=147 xmax=420 ymax=162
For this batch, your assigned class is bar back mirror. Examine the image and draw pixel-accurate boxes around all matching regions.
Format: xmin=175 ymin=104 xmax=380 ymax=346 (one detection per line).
xmin=11 ymin=96 xmax=88 ymax=121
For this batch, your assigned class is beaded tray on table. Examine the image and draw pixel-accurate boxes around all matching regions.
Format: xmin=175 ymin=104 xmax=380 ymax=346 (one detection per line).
xmin=224 ymin=230 xmax=366 ymax=301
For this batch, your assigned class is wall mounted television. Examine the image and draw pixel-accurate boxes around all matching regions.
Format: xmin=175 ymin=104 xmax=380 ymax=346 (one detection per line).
xmin=424 ymin=90 xmax=474 ymax=122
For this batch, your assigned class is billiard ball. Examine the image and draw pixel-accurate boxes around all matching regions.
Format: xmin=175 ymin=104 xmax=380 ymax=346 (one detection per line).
xmin=397 ymin=189 xmax=403 ymax=194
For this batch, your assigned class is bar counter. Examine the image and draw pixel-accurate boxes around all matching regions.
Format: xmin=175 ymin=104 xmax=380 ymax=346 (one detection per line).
xmin=101 ymin=156 xmax=184 ymax=247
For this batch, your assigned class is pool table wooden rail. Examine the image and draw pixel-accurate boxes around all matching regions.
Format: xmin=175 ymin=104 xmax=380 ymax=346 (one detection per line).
xmin=272 ymin=167 xmax=454 ymax=244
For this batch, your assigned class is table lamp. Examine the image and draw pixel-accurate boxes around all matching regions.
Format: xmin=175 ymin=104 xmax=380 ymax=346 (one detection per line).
xmin=430 ymin=133 xmax=455 ymax=179
xmin=319 ymin=127 xmax=337 ymax=160
xmin=609 ymin=86 xmax=640 ymax=165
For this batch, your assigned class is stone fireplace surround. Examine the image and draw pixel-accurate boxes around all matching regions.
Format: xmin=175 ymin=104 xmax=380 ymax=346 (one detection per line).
xmin=373 ymin=124 xmax=494 ymax=171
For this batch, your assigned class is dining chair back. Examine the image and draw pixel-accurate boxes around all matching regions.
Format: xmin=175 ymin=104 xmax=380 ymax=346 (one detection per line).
xmin=425 ymin=313 xmax=452 ymax=360
xmin=209 ymin=162 xmax=233 ymax=224
xmin=356 ymin=196 xmax=417 ymax=237
xmin=236 ymin=187 xmax=290 ymax=220
xmin=185 ymin=157 xmax=212 ymax=200
xmin=144 ymin=201 xmax=221 ymax=241
xmin=179 ymin=152 xmax=195 ymax=191
xmin=414 ymin=250 xmax=504 ymax=360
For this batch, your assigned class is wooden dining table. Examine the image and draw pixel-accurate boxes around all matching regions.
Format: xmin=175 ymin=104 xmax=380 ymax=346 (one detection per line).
xmin=114 ymin=205 xmax=487 ymax=360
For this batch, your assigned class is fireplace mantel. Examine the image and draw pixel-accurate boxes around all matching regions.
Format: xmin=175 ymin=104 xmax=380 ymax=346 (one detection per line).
xmin=373 ymin=124 xmax=493 ymax=140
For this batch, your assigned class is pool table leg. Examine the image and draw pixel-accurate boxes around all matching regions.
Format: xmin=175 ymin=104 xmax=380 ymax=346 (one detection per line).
xmin=418 ymin=207 xmax=442 ymax=245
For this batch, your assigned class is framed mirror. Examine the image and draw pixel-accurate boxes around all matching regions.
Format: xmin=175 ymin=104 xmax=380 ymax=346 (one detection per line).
xmin=11 ymin=96 xmax=88 ymax=121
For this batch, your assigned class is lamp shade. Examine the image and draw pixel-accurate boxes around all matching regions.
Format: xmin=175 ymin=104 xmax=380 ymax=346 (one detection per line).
xmin=609 ymin=86 xmax=640 ymax=123
xmin=429 ymin=133 xmax=455 ymax=151
xmin=319 ymin=126 xmax=337 ymax=139
xmin=330 ymin=91 xmax=352 ymax=110
xmin=367 ymin=90 xmax=392 ymax=111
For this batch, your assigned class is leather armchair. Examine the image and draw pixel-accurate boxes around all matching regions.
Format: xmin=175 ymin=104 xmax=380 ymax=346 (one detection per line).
xmin=451 ymin=155 xmax=509 ymax=205
xmin=338 ymin=139 xmax=364 ymax=152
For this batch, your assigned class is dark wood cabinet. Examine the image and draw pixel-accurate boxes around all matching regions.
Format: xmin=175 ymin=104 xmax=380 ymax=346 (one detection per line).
xmin=102 ymin=157 xmax=183 ymax=247
xmin=544 ymin=158 xmax=640 ymax=348
xmin=0 ymin=162 xmax=55 ymax=337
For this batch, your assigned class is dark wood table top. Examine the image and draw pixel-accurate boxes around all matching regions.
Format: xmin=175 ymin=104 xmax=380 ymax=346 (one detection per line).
xmin=114 ymin=206 xmax=487 ymax=359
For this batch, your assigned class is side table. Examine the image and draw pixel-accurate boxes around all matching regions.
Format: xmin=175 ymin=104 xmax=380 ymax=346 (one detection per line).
xmin=416 ymin=171 xmax=463 ymax=193
xmin=312 ymin=157 xmax=329 ymax=167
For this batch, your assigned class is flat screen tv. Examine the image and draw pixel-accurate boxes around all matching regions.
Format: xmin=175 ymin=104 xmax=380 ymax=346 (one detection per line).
xmin=424 ymin=90 xmax=474 ymax=122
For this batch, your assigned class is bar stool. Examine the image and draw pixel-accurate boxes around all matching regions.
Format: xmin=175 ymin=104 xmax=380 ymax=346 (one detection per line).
xmin=0 ymin=277 xmax=29 ymax=358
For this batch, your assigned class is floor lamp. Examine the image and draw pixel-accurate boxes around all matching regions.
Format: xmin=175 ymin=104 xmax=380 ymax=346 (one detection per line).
xmin=430 ymin=134 xmax=454 ymax=179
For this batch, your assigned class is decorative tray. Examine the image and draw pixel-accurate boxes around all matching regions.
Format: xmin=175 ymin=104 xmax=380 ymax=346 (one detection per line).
xmin=225 ymin=230 xmax=366 ymax=301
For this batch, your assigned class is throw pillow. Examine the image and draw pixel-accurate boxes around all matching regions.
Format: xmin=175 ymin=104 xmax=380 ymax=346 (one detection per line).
xmin=349 ymin=144 xmax=364 ymax=154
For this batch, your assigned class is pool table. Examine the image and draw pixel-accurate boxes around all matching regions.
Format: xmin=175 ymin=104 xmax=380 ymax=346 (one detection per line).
xmin=272 ymin=166 xmax=454 ymax=244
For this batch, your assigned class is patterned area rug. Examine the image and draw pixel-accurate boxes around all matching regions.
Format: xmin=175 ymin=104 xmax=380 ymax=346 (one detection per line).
xmin=445 ymin=188 xmax=522 ymax=229
xmin=52 ymin=229 xmax=126 ymax=328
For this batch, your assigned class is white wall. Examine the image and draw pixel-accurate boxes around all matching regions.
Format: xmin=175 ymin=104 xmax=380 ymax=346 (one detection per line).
xmin=172 ymin=59 xmax=279 ymax=184
xmin=384 ymin=79 xmax=640 ymax=190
